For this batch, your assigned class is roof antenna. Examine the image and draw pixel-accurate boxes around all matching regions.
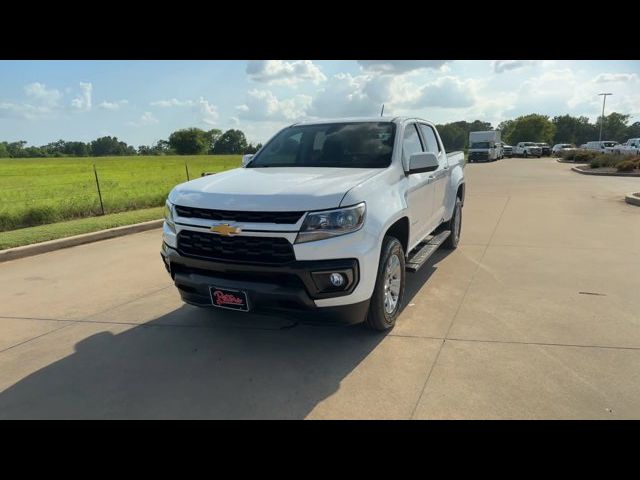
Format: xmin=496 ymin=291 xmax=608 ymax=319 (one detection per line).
xmin=380 ymin=104 xmax=385 ymax=117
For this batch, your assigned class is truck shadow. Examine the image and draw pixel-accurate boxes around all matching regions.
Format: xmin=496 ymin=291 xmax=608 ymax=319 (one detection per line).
xmin=0 ymin=307 xmax=390 ymax=419
xmin=0 ymin=251 xmax=449 ymax=420
xmin=400 ymin=248 xmax=452 ymax=315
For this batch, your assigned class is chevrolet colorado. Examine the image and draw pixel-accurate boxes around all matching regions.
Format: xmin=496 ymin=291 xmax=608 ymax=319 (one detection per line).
xmin=160 ymin=117 xmax=465 ymax=330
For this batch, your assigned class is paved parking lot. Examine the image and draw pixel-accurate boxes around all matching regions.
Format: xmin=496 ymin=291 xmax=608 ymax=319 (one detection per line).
xmin=1 ymin=158 xmax=639 ymax=419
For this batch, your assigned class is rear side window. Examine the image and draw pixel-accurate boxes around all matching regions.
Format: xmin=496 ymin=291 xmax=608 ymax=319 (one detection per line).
xmin=402 ymin=124 xmax=423 ymax=164
xmin=418 ymin=124 xmax=441 ymax=154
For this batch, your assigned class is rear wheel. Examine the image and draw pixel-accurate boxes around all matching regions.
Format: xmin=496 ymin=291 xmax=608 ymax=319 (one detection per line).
xmin=365 ymin=236 xmax=405 ymax=331
xmin=443 ymin=198 xmax=462 ymax=250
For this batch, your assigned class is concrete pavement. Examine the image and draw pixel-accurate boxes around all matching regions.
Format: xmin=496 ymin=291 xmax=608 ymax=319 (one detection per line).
xmin=0 ymin=158 xmax=639 ymax=419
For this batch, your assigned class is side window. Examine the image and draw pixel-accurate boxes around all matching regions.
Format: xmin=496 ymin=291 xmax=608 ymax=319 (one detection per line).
xmin=402 ymin=124 xmax=423 ymax=165
xmin=418 ymin=124 xmax=442 ymax=155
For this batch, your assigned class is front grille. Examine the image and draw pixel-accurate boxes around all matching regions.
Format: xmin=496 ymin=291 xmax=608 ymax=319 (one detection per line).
xmin=469 ymin=152 xmax=488 ymax=160
xmin=174 ymin=205 xmax=303 ymax=224
xmin=177 ymin=230 xmax=296 ymax=264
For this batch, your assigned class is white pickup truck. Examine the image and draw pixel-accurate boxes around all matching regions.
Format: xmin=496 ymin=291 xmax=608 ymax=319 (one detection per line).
xmin=609 ymin=138 xmax=640 ymax=155
xmin=161 ymin=117 xmax=465 ymax=330
xmin=513 ymin=142 xmax=543 ymax=158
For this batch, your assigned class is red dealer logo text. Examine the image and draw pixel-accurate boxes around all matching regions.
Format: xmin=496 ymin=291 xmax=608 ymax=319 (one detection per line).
xmin=213 ymin=290 xmax=244 ymax=306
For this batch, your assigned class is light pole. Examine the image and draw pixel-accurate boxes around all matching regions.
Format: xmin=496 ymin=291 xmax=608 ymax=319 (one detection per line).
xmin=598 ymin=93 xmax=612 ymax=142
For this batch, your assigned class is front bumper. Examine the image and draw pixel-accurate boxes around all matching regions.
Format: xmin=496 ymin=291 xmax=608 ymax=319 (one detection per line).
xmin=161 ymin=242 xmax=370 ymax=324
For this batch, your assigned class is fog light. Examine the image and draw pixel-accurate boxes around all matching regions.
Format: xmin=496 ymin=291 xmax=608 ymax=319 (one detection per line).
xmin=329 ymin=273 xmax=345 ymax=287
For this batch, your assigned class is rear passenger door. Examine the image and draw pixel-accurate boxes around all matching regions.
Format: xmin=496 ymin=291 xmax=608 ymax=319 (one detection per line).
xmin=418 ymin=123 xmax=448 ymax=232
xmin=403 ymin=123 xmax=433 ymax=247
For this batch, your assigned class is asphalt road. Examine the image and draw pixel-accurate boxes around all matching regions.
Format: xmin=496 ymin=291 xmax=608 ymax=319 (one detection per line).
xmin=1 ymin=158 xmax=639 ymax=419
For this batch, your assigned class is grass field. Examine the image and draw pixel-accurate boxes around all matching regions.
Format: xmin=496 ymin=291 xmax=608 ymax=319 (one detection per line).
xmin=0 ymin=207 xmax=164 ymax=250
xmin=0 ymin=155 xmax=241 ymax=232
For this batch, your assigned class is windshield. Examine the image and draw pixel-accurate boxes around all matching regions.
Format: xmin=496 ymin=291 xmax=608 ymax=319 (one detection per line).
xmin=248 ymin=122 xmax=396 ymax=168
xmin=470 ymin=142 xmax=491 ymax=149
xmin=602 ymin=142 xmax=618 ymax=147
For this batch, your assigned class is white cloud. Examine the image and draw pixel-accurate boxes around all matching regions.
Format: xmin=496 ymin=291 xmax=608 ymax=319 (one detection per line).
xmin=246 ymin=60 xmax=326 ymax=85
xmin=594 ymin=73 xmax=638 ymax=83
xmin=2 ymin=82 xmax=63 ymax=118
xmin=71 ymin=82 xmax=93 ymax=111
xmin=127 ymin=111 xmax=158 ymax=127
xmin=150 ymin=98 xmax=196 ymax=107
xmin=24 ymin=82 xmax=62 ymax=108
xmin=98 ymin=99 xmax=128 ymax=111
xmin=410 ymin=76 xmax=476 ymax=109
xmin=198 ymin=97 xmax=219 ymax=125
xmin=236 ymin=89 xmax=311 ymax=122
xmin=492 ymin=60 xmax=542 ymax=73
xmin=307 ymin=73 xmax=381 ymax=118
xmin=358 ymin=60 xmax=450 ymax=73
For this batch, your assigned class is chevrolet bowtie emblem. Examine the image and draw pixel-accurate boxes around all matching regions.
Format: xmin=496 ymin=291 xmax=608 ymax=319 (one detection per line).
xmin=210 ymin=224 xmax=241 ymax=236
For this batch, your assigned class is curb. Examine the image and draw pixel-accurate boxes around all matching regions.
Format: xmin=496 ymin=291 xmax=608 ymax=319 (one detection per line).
xmin=0 ymin=219 xmax=163 ymax=263
xmin=556 ymin=159 xmax=588 ymax=164
xmin=571 ymin=166 xmax=640 ymax=177
xmin=625 ymin=193 xmax=640 ymax=206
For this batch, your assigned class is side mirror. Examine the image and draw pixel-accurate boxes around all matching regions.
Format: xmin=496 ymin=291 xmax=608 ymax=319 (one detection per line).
xmin=242 ymin=154 xmax=254 ymax=167
xmin=407 ymin=152 xmax=439 ymax=174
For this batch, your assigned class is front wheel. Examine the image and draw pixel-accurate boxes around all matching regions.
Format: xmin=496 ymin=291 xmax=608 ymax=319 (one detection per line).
xmin=365 ymin=236 xmax=406 ymax=331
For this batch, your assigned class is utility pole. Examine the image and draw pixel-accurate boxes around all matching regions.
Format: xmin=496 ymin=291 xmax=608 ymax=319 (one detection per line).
xmin=598 ymin=93 xmax=612 ymax=142
xmin=380 ymin=104 xmax=385 ymax=117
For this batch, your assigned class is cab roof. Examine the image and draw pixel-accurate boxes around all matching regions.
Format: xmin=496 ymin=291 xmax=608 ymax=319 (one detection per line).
xmin=290 ymin=116 xmax=432 ymax=126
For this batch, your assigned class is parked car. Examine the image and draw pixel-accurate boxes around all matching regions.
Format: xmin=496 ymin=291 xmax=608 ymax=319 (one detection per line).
xmin=160 ymin=117 xmax=466 ymax=331
xmin=584 ymin=141 xmax=619 ymax=152
xmin=552 ymin=143 xmax=576 ymax=156
xmin=513 ymin=142 xmax=542 ymax=158
xmin=468 ymin=130 xmax=501 ymax=162
xmin=535 ymin=143 xmax=551 ymax=156
xmin=501 ymin=143 xmax=513 ymax=158
xmin=609 ymin=138 xmax=640 ymax=155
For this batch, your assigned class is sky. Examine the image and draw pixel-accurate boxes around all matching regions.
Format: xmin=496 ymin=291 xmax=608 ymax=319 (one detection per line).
xmin=1 ymin=60 xmax=639 ymax=147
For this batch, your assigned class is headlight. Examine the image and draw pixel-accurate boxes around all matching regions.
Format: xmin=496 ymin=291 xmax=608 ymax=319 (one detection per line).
xmin=295 ymin=203 xmax=366 ymax=244
xmin=164 ymin=200 xmax=176 ymax=233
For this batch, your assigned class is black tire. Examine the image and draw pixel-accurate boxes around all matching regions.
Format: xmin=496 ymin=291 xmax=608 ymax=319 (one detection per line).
xmin=365 ymin=236 xmax=405 ymax=331
xmin=443 ymin=197 xmax=462 ymax=250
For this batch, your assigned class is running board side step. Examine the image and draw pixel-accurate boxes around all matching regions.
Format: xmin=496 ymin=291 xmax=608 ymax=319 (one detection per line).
xmin=405 ymin=230 xmax=451 ymax=272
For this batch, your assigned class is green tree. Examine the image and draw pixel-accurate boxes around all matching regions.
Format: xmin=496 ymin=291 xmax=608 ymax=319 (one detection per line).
xmin=6 ymin=141 xmax=28 ymax=157
xmin=501 ymin=114 xmax=555 ymax=145
xmin=213 ymin=129 xmax=248 ymax=154
xmin=598 ymin=112 xmax=630 ymax=142
xmin=204 ymin=129 xmax=222 ymax=153
xmin=90 ymin=136 xmax=134 ymax=156
xmin=64 ymin=141 xmax=90 ymax=157
xmin=626 ymin=122 xmax=640 ymax=139
xmin=168 ymin=128 xmax=209 ymax=155
xmin=0 ymin=142 xmax=9 ymax=158
xmin=551 ymin=115 xmax=596 ymax=146
xmin=244 ymin=142 xmax=264 ymax=154
xmin=436 ymin=123 xmax=467 ymax=151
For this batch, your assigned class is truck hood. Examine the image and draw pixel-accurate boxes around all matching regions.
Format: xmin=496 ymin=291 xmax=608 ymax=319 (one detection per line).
xmin=168 ymin=167 xmax=383 ymax=211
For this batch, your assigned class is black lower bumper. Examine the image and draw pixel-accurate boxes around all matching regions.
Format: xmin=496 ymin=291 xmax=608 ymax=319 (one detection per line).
xmin=161 ymin=242 xmax=369 ymax=324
